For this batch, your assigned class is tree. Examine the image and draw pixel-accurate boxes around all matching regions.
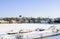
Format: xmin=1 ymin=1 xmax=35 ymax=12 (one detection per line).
xmin=19 ymin=15 xmax=22 ymax=17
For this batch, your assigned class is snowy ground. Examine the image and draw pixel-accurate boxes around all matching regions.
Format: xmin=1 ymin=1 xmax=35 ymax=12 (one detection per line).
xmin=0 ymin=23 xmax=60 ymax=34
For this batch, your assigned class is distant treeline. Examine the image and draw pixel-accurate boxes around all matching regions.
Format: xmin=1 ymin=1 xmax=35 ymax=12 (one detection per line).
xmin=0 ymin=16 xmax=60 ymax=24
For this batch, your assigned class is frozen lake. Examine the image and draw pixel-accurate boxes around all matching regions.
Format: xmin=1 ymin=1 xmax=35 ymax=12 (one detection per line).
xmin=0 ymin=23 xmax=60 ymax=39
xmin=0 ymin=23 xmax=54 ymax=34
xmin=0 ymin=23 xmax=60 ymax=34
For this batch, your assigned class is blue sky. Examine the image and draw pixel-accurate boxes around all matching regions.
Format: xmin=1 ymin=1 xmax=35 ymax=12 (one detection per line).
xmin=0 ymin=0 xmax=60 ymax=18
